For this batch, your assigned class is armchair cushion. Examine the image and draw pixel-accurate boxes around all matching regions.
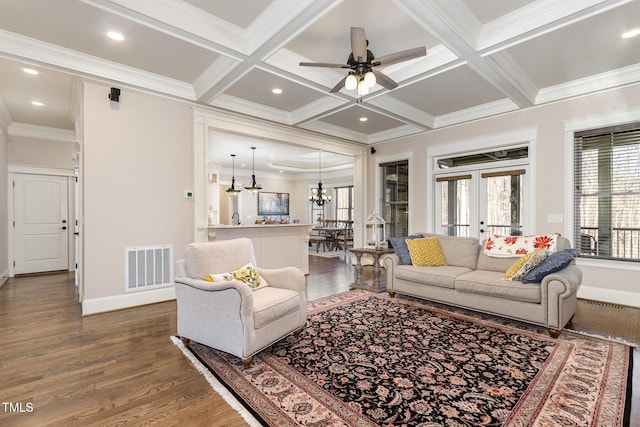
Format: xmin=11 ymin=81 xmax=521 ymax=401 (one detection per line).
xmin=253 ymin=287 xmax=301 ymax=329
xmin=184 ymin=239 xmax=257 ymax=280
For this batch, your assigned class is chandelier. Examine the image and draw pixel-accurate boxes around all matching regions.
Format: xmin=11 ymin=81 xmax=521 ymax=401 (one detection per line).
xmin=225 ymin=154 xmax=242 ymax=195
xmin=244 ymin=146 xmax=262 ymax=194
xmin=309 ymin=150 xmax=332 ymax=206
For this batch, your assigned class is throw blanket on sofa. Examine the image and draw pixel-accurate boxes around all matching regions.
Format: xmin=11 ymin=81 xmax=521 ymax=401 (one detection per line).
xmin=484 ymin=233 xmax=560 ymax=257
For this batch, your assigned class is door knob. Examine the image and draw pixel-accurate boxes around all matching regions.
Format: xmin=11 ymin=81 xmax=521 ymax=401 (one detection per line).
xmin=480 ymin=229 xmax=485 ymax=233
xmin=61 ymin=226 xmax=67 ymax=230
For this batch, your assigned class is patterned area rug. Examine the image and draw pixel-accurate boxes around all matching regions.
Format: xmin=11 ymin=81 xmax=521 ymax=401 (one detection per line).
xmin=177 ymin=290 xmax=633 ymax=426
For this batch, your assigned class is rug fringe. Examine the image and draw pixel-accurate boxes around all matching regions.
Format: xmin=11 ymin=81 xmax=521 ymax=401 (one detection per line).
xmin=565 ymin=329 xmax=639 ymax=347
xmin=170 ymin=336 xmax=262 ymax=427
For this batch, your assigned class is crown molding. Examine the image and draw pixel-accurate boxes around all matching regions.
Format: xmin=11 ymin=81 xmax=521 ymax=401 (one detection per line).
xmin=0 ymin=29 xmax=195 ymax=100
xmin=478 ymin=0 xmax=630 ymax=52
xmin=434 ymin=98 xmax=519 ymax=128
xmin=193 ymin=56 xmax=243 ymax=102
xmin=8 ymin=122 xmax=76 ymax=142
xmin=87 ymin=0 xmax=248 ymax=55
xmin=210 ymin=94 xmax=291 ymax=124
xmin=367 ymin=96 xmax=436 ymax=129
xmin=298 ymin=120 xmax=369 ymax=144
xmin=536 ymin=63 xmax=640 ymax=105
xmin=368 ymin=124 xmax=426 ymax=144
xmin=290 ymin=96 xmax=348 ymax=125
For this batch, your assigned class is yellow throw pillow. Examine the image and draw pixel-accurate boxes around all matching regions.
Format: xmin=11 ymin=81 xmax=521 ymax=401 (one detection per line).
xmin=406 ymin=237 xmax=447 ymax=267
xmin=502 ymin=248 xmax=547 ymax=281
xmin=205 ymin=263 xmax=269 ymax=290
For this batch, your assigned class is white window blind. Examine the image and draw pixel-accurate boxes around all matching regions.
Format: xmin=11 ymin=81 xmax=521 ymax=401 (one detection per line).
xmin=574 ymin=123 xmax=640 ymax=261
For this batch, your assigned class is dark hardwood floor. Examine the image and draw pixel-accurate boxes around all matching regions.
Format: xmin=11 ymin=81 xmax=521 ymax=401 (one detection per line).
xmin=0 ymin=255 xmax=637 ymax=426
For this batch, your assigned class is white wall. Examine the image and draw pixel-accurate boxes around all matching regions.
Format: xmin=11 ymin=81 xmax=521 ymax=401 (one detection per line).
xmin=373 ymin=82 xmax=640 ymax=306
xmin=0 ymin=128 xmax=8 ymax=284
xmin=8 ymin=138 xmax=75 ymax=169
xmin=81 ymin=82 xmax=193 ymax=313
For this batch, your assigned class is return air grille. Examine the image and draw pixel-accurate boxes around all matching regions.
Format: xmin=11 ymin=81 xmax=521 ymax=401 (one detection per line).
xmin=124 ymin=245 xmax=173 ymax=292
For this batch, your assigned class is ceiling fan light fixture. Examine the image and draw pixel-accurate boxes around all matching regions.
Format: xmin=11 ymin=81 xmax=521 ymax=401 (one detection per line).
xmin=364 ymin=71 xmax=376 ymax=88
xmin=357 ymin=79 xmax=369 ymax=96
xmin=345 ymin=73 xmax=357 ymax=90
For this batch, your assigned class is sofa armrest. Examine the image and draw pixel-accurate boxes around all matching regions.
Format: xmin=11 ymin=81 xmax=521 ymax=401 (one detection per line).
xmin=381 ymin=254 xmax=399 ymax=291
xmin=540 ymin=264 xmax=582 ymax=329
xmin=256 ymin=267 xmax=305 ymax=293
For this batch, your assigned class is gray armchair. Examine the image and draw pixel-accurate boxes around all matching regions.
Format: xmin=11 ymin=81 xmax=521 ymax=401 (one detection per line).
xmin=174 ymin=238 xmax=307 ymax=368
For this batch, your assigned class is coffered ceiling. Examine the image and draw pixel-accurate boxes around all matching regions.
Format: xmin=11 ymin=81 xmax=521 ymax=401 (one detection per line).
xmin=1 ymin=0 xmax=640 ymax=149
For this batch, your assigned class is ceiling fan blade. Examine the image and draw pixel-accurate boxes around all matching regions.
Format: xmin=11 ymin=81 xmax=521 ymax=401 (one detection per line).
xmin=372 ymin=71 xmax=398 ymax=90
xmin=299 ymin=62 xmax=350 ymax=68
xmin=350 ymin=27 xmax=367 ymax=62
xmin=329 ymin=75 xmax=348 ymax=93
xmin=372 ymin=46 xmax=426 ymax=67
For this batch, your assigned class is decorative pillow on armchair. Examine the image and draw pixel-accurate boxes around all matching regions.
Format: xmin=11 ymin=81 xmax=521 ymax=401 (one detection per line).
xmin=390 ymin=234 xmax=424 ymax=265
xmin=205 ymin=263 xmax=269 ymax=290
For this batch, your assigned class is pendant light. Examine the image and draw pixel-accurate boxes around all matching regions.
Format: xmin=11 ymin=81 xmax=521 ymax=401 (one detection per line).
xmin=226 ymin=154 xmax=242 ymax=195
xmin=309 ymin=150 xmax=332 ymax=206
xmin=244 ymin=146 xmax=262 ymax=195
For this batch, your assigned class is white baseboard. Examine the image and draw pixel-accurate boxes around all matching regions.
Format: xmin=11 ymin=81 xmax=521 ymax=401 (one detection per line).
xmin=82 ymin=286 xmax=176 ymax=315
xmin=0 ymin=268 xmax=8 ymax=289
xmin=578 ymin=285 xmax=640 ymax=308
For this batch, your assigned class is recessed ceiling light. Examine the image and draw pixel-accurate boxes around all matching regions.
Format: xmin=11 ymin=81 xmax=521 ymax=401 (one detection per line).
xmin=359 ymin=117 xmax=368 ymax=122
xmin=272 ymin=88 xmax=283 ymax=95
xmin=23 ymin=68 xmax=38 ymax=75
xmin=31 ymin=101 xmax=44 ymax=107
xmin=622 ymin=28 xmax=640 ymax=39
xmin=107 ymin=30 xmax=125 ymax=41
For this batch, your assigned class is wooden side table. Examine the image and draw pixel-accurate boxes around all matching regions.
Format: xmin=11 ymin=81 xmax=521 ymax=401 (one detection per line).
xmin=349 ymin=247 xmax=394 ymax=293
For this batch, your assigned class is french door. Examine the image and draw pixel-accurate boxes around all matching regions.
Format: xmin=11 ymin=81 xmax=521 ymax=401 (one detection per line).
xmin=435 ymin=166 xmax=529 ymax=240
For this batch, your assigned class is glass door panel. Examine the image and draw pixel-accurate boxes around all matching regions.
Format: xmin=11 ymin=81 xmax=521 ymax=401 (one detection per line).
xmin=436 ymin=167 xmax=528 ymax=240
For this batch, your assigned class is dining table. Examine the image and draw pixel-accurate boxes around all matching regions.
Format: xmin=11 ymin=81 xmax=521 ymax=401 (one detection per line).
xmin=312 ymin=226 xmax=346 ymax=251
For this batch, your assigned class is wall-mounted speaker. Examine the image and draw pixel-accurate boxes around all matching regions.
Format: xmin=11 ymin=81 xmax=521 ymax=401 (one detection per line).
xmin=370 ymin=147 xmax=376 ymax=155
xmin=109 ymin=87 xmax=121 ymax=102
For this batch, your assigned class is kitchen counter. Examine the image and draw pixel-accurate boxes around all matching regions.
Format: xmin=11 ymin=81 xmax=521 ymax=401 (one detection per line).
xmin=207 ymin=223 xmax=313 ymax=274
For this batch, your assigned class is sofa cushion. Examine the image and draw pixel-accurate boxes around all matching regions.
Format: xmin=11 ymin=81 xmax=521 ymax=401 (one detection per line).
xmin=502 ymin=249 xmax=548 ymax=281
xmin=523 ymin=249 xmax=576 ymax=283
xmin=394 ymin=265 xmax=472 ymax=289
xmin=406 ymin=237 xmax=447 ymax=266
xmin=420 ymin=233 xmax=480 ymax=269
xmin=252 ymin=287 xmax=300 ymax=329
xmin=455 ymin=271 xmax=541 ymax=303
xmin=476 ymin=251 xmax=523 ymax=273
xmin=389 ymin=234 xmax=424 ymax=265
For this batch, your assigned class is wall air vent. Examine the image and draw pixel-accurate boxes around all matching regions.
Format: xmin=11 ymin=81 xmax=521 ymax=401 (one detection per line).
xmin=124 ymin=245 xmax=173 ymax=292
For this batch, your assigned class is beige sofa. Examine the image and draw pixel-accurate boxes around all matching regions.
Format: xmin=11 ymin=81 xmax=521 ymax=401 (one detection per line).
xmin=381 ymin=234 xmax=582 ymax=337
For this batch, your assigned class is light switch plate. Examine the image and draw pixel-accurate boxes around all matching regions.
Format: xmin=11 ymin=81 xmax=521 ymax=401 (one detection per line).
xmin=547 ymin=214 xmax=563 ymax=223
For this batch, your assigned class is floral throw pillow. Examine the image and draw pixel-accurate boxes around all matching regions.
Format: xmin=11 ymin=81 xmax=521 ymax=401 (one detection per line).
xmin=484 ymin=233 xmax=560 ymax=258
xmin=205 ymin=263 xmax=268 ymax=290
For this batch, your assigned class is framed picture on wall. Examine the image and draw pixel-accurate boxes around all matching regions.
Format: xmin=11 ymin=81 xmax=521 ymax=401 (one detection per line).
xmin=258 ymin=192 xmax=290 ymax=216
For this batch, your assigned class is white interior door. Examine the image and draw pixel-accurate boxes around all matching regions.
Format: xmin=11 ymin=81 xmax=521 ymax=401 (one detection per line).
xmin=13 ymin=174 xmax=69 ymax=274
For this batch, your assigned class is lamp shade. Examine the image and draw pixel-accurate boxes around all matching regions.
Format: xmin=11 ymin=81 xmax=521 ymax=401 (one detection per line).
xmin=345 ymin=73 xmax=357 ymax=90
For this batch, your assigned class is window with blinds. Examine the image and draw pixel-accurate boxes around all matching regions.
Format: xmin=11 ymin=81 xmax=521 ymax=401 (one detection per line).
xmin=574 ymin=123 xmax=640 ymax=261
xmin=335 ymin=186 xmax=354 ymax=221
xmin=379 ymin=160 xmax=409 ymax=239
